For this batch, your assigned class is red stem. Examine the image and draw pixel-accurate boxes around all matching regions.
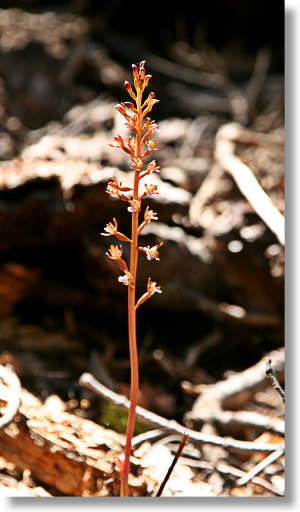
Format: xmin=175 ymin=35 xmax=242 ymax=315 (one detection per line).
xmin=120 ymin=87 xmax=142 ymax=497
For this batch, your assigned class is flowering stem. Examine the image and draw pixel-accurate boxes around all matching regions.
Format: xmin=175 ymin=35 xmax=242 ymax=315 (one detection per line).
xmin=120 ymin=87 xmax=142 ymax=497
xmin=103 ymin=62 xmax=162 ymax=496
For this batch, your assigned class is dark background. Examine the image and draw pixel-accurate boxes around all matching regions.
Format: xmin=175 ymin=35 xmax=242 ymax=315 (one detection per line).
xmin=0 ymin=0 xmax=284 ymax=69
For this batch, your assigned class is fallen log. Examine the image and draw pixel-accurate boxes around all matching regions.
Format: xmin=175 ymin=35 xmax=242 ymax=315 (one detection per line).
xmin=0 ymin=386 xmax=146 ymax=496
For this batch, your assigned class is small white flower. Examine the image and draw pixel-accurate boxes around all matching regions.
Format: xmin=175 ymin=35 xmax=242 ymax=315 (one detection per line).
xmin=118 ymin=271 xmax=133 ymax=286
xmin=139 ymin=243 xmax=163 ymax=261
xmin=118 ymin=274 xmax=129 ymax=285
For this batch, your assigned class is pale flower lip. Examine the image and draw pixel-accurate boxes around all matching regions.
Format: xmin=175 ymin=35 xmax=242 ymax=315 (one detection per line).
xmin=106 ymin=186 xmax=119 ymax=198
xmin=118 ymin=274 xmax=128 ymax=284
xmin=152 ymin=287 xmax=162 ymax=294
xmin=118 ymin=270 xmax=133 ymax=286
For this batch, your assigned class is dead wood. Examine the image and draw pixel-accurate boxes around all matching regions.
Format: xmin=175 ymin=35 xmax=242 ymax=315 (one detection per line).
xmin=0 ymin=477 xmax=52 ymax=497
xmin=0 ymin=103 xmax=284 ymax=331
xmin=0 ymin=264 xmax=40 ymax=320
xmin=0 ymin=3 xmax=285 ymax=498
xmin=0 ymin=364 xmax=21 ymax=430
xmin=236 ymin=448 xmax=284 ymax=487
xmin=0 ymin=386 xmax=146 ymax=496
xmin=185 ymin=348 xmax=284 ymax=436
xmin=215 ymin=462 xmax=284 ymax=496
xmin=79 ymin=372 xmax=284 ymax=454
xmin=245 ymin=48 xmax=271 ymax=121
xmin=155 ymin=432 xmax=189 ymax=497
xmin=214 ymin=123 xmax=285 ymax=245
xmin=266 ymin=358 xmax=285 ymax=403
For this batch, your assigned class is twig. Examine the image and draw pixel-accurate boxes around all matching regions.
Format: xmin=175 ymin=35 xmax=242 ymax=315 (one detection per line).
xmin=170 ymin=43 xmax=248 ymax=124
xmin=132 ymin=429 xmax=165 ymax=448
xmin=150 ymin=452 xmax=283 ymax=496
xmin=79 ymin=372 xmax=284 ymax=453
xmin=155 ymin=432 xmax=189 ymax=497
xmin=246 ymin=48 xmax=271 ymax=118
xmin=266 ymin=359 xmax=285 ymax=403
xmin=211 ymin=409 xmax=284 ymax=435
xmin=148 ymin=53 xmax=225 ymax=89
xmin=237 ymin=448 xmax=284 ymax=487
xmin=186 ymin=348 xmax=284 ymax=421
xmin=195 ymin=294 xmax=280 ymax=327
xmin=184 ymin=330 xmax=221 ymax=367
xmin=0 ymin=364 xmax=21 ymax=430
xmin=215 ymin=123 xmax=285 ymax=245
xmin=216 ymin=463 xmax=284 ymax=496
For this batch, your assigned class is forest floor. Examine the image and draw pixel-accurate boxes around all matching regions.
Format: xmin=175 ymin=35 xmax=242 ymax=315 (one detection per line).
xmin=0 ymin=5 xmax=284 ymax=497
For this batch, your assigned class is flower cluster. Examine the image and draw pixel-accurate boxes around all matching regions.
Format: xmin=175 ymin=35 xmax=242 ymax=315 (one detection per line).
xmin=102 ymin=60 xmax=163 ymax=305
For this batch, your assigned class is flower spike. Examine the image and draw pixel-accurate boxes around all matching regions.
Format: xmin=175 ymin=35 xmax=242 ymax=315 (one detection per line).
xmin=103 ymin=61 xmax=162 ymax=497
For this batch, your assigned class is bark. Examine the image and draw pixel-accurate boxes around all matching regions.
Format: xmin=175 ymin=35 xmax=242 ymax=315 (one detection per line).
xmin=0 ymin=387 xmax=146 ymax=496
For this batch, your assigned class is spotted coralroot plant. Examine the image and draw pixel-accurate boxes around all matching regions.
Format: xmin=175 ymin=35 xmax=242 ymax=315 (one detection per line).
xmin=102 ymin=61 xmax=162 ymax=496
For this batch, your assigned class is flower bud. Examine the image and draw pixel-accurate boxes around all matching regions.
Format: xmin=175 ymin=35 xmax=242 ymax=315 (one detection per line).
xmin=124 ymin=81 xmax=136 ymax=100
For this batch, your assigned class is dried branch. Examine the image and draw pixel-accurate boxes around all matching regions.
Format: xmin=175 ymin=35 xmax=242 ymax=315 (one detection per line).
xmin=79 ymin=372 xmax=284 ymax=453
xmin=186 ymin=348 xmax=284 ymax=432
xmin=216 ymin=463 xmax=284 ymax=496
xmin=215 ymin=123 xmax=285 ymax=245
xmin=0 ymin=387 xmax=141 ymax=497
xmin=155 ymin=432 xmax=189 ymax=497
xmin=266 ymin=359 xmax=285 ymax=403
xmin=0 ymin=364 xmax=21 ymax=430
xmin=210 ymin=409 xmax=284 ymax=435
xmin=187 ymin=348 xmax=284 ymax=408
xmin=237 ymin=448 xmax=284 ymax=487
xmin=132 ymin=429 xmax=165 ymax=448
xmin=245 ymin=48 xmax=271 ymax=117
